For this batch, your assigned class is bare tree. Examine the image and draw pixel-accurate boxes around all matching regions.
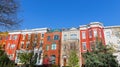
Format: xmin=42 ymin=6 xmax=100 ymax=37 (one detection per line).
xmin=0 ymin=0 xmax=21 ymax=30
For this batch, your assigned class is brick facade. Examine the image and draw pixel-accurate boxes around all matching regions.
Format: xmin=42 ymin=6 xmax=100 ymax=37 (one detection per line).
xmin=43 ymin=30 xmax=61 ymax=65
xmin=80 ymin=22 xmax=105 ymax=53
xmin=0 ymin=22 xmax=109 ymax=67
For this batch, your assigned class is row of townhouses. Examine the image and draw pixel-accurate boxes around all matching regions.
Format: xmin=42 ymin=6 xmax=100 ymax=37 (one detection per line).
xmin=0 ymin=22 xmax=120 ymax=67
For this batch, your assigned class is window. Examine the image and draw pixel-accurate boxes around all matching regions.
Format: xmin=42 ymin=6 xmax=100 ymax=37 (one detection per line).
xmin=22 ymin=34 xmax=26 ymax=40
xmin=117 ymin=40 xmax=120 ymax=45
xmin=108 ymin=41 xmax=112 ymax=45
xmin=33 ymin=41 xmax=37 ymax=47
xmin=99 ymin=29 xmax=102 ymax=38
xmin=51 ymin=44 xmax=56 ymax=50
xmin=9 ymin=54 xmax=13 ymax=59
xmin=70 ymin=34 xmax=77 ymax=39
xmin=34 ymin=34 xmax=38 ymax=40
xmin=40 ymin=40 xmax=43 ymax=47
xmin=82 ymin=31 xmax=86 ymax=39
xmin=70 ymin=43 xmax=75 ymax=49
xmin=82 ymin=42 xmax=86 ymax=50
xmin=26 ymin=41 xmax=30 ymax=48
xmin=90 ymin=41 xmax=94 ymax=50
xmin=47 ymin=36 xmax=50 ymax=41
xmin=46 ymin=45 xmax=49 ymax=51
xmin=114 ymin=32 xmax=119 ymax=38
xmin=54 ymin=35 xmax=59 ymax=40
xmin=106 ymin=32 xmax=110 ymax=38
xmin=63 ymin=45 xmax=66 ymax=50
xmin=64 ymin=34 xmax=67 ymax=40
xmin=40 ymin=40 xmax=43 ymax=44
xmin=41 ymin=33 xmax=44 ymax=38
xmin=89 ymin=30 xmax=92 ymax=38
xmin=10 ymin=44 xmax=15 ymax=49
xmin=13 ymin=35 xmax=18 ymax=40
xmin=21 ymin=42 xmax=24 ymax=48
xmin=9 ymin=35 xmax=12 ymax=40
xmin=50 ymin=55 xmax=56 ymax=64
xmin=95 ymin=40 xmax=99 ymax=48
xmin=38 ymin=53 xmax=41 ymax=60
xmin=28 ymin=34 xmax=31 ymax=40
xmin=94 ymin=29 xmax=97 ymax=37
xmin=35 ymin=34 xmax=37 ymax=38
xmin=70 ymin=43 xmax=74 ymax=49
xmin=7 ymin=43 xmax=10 ymax=49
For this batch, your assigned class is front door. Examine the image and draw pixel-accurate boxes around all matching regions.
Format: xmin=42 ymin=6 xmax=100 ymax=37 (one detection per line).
xmin=63 ymin=58 xmax=66 ymax=66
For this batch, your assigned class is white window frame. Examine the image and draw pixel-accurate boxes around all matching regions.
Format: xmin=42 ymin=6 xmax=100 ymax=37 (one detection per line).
xmin=99 ymin=29 xmax=102 ymax=38
xmin=106 ymin=31 xmax=110 ymax=38
xmin=90 ymin=41 xmax=93 ymax=50
xmin=13 ymin=35 xmax=18 ymax=40
xmin=82 ymin=42 xmax=86 ymax=50
xmin=28 ymin=34 xmax=31 ymax=40
xmin=46 ymin=45 xmax=49 ymax=51
xmin=64 ymin=34 xmax=67 ymax=40
xmin=21 ymin=42 xmax=24 ymax=48
xmin=9 ymin=35 xmax=12 ymax=40
xmin=22 ymin=34 xmax=26 ymax=40
xmin=70 ymin=34 xmax=77 ymax=39
xmin=51 ymin=44 xmax=56 ymax=50
xmin=26 ymin=41 xmax=30 ymax=48
xmin=82 ymin=31 xmax=86 ymax=39
xmin=93 ymin=29 xmax=97 ymax=37
xmin=7 ymin=43 xmax=10 ymax=49
xmin=89 ymin=30 xmax=92 ymax=38
xmin=10 ymin=44 xmax=15 ymax=49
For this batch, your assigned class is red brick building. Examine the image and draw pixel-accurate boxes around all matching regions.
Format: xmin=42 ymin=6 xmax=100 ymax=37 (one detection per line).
xmin=5 ymin=33 xmax=21 ymax=60
xmin=80 ymin=22 xmax=105 ymax=53
xmin=0 ymin=23 xmax=106 ymax=67
xmin=15 ymin=28 xmax=48 ymax=65
xmin=43 ymin=29 xmax=62 ymax=66
xmin=79 ymin=22 xmax=106 ymax=67
xmin=0 ymin=32 xmax=21 ymax=61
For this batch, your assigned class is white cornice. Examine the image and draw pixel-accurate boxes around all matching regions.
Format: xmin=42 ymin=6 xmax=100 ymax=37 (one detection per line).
xmin=104 ymin=26 xmax=120 ymax=29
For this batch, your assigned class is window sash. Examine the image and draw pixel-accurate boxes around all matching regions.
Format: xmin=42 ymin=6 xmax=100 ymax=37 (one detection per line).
xmin=47 ymin=36 xmax=50 ymax=41
xmin=82 ymin=31 xmax=86 ymax=39
xmin=51 ymin=44 xmax=56 ymax=50
xmin=82 ymin=42 xmax=86 ymax=50
xmin=70 ymin=34 xmax=77 ymax=39
xmin=54 ymin=35 xmax=59 ymax=40
xmin=46 ymin=45 xmax=49 ymax=51
xmin=89 ymin=30 xmax=92 ymax=38
xmin=94 ymin=29 xmax=97 ymax=37
xmin=64 ymin=34 xmax=67 ymax=40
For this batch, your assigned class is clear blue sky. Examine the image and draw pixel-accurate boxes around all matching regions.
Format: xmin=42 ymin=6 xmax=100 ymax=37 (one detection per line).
xmin=19 ymin=0 xmax=120 ymax=29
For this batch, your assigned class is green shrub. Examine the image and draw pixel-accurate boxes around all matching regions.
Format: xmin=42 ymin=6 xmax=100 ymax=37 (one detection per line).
xmin=52 ymin=64 xmax=59 ymax=67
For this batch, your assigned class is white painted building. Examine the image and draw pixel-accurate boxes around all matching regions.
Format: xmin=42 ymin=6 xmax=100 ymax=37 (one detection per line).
xmin=60 ymin=27 xmax=81 ymax=67
xmin=104 ymin=26 xmax=120 ymax=65
xmin=104 ymin=26 xmax=120 ymax=50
